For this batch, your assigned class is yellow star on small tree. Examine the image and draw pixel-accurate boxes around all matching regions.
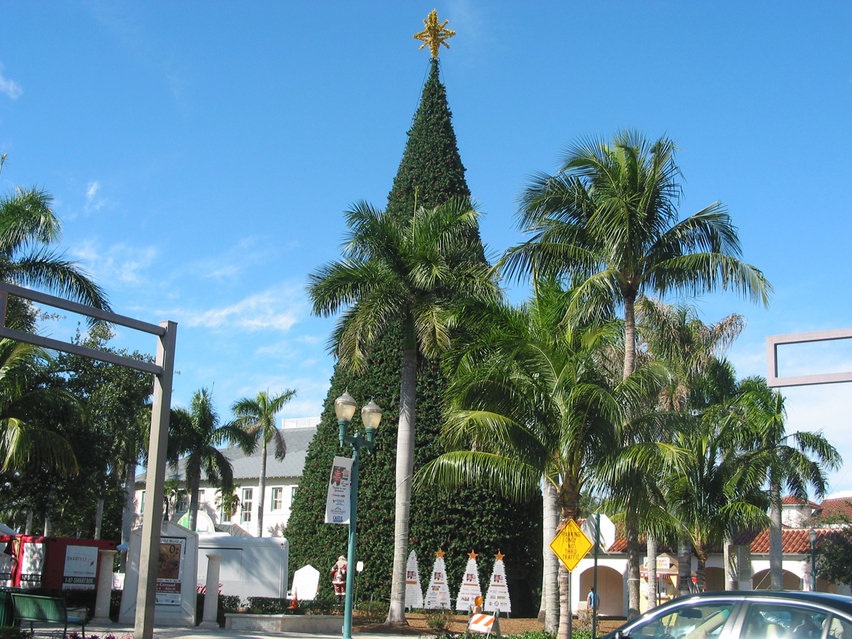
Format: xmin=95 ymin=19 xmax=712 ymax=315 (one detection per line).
xmin=414 ymin=9 xmax=455 ymax=58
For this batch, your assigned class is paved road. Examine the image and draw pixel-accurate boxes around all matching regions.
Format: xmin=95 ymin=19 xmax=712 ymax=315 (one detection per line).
xmin=80 ymin=621 xmax=432 ymax=639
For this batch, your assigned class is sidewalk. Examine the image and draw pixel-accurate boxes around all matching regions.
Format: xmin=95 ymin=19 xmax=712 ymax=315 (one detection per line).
xmin=81 ymin=621 xmax=434 ymax=639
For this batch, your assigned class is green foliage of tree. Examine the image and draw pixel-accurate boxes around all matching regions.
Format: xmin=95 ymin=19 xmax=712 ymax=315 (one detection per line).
xmin=816 ymin=516 xmax=852 ymax=587
xmin=5 ymin=324 xmax=154 ymax=540
xmin=169 ymin=388 xmax=251 ymax=532
xmin=290 ymin=55 xmax=541 ymax=622
xmin=385 ymin=59 xmax=471 ymax=221
xmin=0 ymin=162 xmax=110 ymax=327
xmin=230 ymin=388 xmax=296 ymax=537
xmin=505 ymin=129 xmax=773 ymax=617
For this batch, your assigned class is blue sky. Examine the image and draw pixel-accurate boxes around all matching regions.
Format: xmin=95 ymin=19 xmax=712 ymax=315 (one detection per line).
xmin=1 ymin=2 xmax=851 ymax=493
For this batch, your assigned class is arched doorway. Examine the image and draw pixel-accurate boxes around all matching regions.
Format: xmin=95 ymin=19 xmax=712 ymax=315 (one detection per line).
xmin=579 ymin=566 xmax=624 ymax=617
xmin=752 ymin=569 xmax=802 ymax=590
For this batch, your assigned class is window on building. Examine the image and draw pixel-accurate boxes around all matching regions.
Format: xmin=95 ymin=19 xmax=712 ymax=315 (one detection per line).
xmin=140 ymin=491 xmax=145 ymax=513
xmin=272 ymin=487 xmax=283 ymax=511
xmin=291 ymin=486 xmax=298 ymax=503
xmin=241 ymin=488 xmax=253 ymax=523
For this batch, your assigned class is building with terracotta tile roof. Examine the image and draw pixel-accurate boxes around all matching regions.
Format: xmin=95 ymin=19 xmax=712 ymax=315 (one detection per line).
xmin=570 ymin=494 xmax=852 ymax=618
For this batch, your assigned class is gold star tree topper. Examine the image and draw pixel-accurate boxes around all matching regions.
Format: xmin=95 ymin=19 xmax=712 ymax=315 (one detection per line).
xmin=414 ymin=9 xmax=456 ymax=58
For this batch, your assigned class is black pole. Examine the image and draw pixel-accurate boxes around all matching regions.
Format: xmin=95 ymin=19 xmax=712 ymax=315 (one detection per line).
xmin=592 ymin=513 xmax=599 ymax=638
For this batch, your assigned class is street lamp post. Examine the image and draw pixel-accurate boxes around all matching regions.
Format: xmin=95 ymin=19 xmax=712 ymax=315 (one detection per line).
xmin=335 ymin=392 xmax=383 ymax=639
xmin=808 ymin=528 xmax=818 ymax=591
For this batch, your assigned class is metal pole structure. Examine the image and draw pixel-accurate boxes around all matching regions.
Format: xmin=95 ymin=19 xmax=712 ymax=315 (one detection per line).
xmin=342 ymin=443 xmax=361 ymax=639
xmin=335 ymin=394 xmax=381 ymax=639
xmin=0 ymin=284 xmax=176 ymax=639
xmin=592 ymin=513 xmax=599 ymax=638
xmin=134 ymin=321 xmax=177 ymax=639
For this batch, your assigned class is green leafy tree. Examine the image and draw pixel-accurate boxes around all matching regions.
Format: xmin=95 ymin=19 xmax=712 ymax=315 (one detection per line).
xmin=309 ymin=196 xmax=498 ymax=622
xmin=420 ymin=282 xmax=664 ymax=639
xmin=0 ymin=163 xmax=109 ymax=327
xmin=169 ymin=388 xmax=251 ymax=532
xmin=0 ymin=339 xmax=78 ymax=474
xmin=665 ymin=401 xmax=769 ymax=590
xmin=50 ymin=325 xmax=153 ymax=542
xmin=288 ymin=57 xmax=541 ymax=622
xmin=229 ymin=388 xmax=296 ymax=537
xmin=503 ymin=129 xmax=772 ymax=616
xmin=816 ymin=517 xmax=852 ymax=587
xmin=733 ymin=377 xmax=841 ymax=589
xmin=634 ymin=299 xmax=745 ymax=596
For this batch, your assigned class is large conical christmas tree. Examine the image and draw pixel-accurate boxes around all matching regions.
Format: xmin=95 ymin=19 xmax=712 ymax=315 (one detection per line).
xmin=285 ymin=15 xmax=541 ymax=617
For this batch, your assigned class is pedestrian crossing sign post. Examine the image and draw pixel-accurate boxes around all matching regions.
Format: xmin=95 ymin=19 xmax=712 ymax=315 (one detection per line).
xmin=549 ymin=519 xmax=593 ymax=572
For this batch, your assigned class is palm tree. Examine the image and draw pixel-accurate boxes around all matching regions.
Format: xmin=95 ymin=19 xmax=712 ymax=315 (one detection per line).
xmin=733 ymin=377 xmax=841 ymax=589
xmin=229 ymin=388 xmax=296 ymax=537
xmin=418 ymin=282 xmax=664 ymax=639
xmin=636 ymin=299 xmax=746 ymax=597
xmin=665 ymin=395 xmax=769 ymax=590
xmin=308 ymin=196 xmax=498 ymax=624
xmin=169 ymin=388 xmax=250 ymax=532
xmin=0 ymin=338 xmax=79 ymax=474
xmin=503 ymin=130 xmax=772 ymax=615
xmin=0 ymin=177 xmax=109 ymax=326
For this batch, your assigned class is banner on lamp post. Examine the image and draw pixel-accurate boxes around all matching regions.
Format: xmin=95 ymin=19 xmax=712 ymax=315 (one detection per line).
xmin=324 ymin=456 xmax=353 ymax=524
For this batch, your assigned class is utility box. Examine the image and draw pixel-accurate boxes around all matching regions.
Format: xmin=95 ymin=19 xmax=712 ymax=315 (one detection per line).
xmin=196 ymin=534 xmax=289 ymax=601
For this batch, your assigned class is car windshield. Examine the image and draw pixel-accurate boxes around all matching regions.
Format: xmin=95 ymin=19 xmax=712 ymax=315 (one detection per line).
xmin=629 ymin=602 xmax=734 ymax=639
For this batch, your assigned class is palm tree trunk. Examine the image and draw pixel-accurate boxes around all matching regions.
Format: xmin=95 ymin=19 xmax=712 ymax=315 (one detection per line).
xmin=678 ymin=537 xmax=692 ymax=595
xmin=257 ymin=440 xmax=268 ymax=537
xmin=540 ymin=481 xmax=559 ymax=633
xmin=622 ymin=295 xmax=642 ymax=618
xmin=769 ymin=480 xmax=783 ymax=589
xmin=188 ymin=472 xmax=200 ymax=532
xmin=723 ymin=533 xmax=736 ymax=590
xmin=695 ymin=546 xmax=708 ymax=592
xmin=647 ymin=533 xmax=657 ymax=610
xmin=623 ymin=294 xmax=637 ymax=380
xmin=94 ymin=497 xmax=104 ymax=540
xmin=386 ymin=347 xmax=418 ymax=625
xmin=121 ymin=457 xmax=136 ymax=570
xmin=626 ymin=504 xmax=641 ymax=619
xmin=557 ymin=563 xmax=570 ymax=639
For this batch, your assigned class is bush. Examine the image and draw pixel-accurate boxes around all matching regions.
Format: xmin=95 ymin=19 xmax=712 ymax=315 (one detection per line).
xmin=0 ymin=627 xmax=31 ymax=639
xmin=247 ymin=597 xmax=288 ymax=614
xmin=355 ymin=600 xmax=387 ymax=623
xmin=302 ymin=593 xmax=338 ymax=615
xmin=505 ymin=632 xmax=558 ymax=639
xmin=425 ymin=609 xmax=452 ymax=631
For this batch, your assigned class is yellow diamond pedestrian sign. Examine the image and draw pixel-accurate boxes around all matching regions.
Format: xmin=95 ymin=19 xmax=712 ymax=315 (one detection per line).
xmin=550 ymin=518 xmax=593 ymax=572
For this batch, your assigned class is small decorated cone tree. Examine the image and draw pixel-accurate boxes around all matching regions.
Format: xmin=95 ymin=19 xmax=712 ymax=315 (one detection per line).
xmin=424 ymin=549 xmax=452 ymax=610
xmin=484 ymin=550 xmax=512 ymax=615
xmin=455 ymin=550 xmax=483 ymax=612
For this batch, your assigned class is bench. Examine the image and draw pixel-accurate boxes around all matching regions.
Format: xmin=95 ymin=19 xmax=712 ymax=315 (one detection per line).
xmin=10 ymin=592 xmax=87 ymax=639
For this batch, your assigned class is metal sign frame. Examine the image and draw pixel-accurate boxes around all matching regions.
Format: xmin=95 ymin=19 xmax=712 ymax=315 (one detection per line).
xmin=0 ymin=282 xmax=175 ymax=639
xmin=766 ymin=328 xmax=852 ymax=387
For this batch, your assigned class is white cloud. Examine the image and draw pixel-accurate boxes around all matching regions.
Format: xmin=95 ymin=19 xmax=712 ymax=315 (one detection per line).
xmin=70 ymin=240 xmax=158 ymax=286
xmin=85 ymin=181 xmax=106 ymax=212
xmin=0 ymin=64 xmax=22 ymax=100
xmin=178 ymin=285 xmax=307 ymax=332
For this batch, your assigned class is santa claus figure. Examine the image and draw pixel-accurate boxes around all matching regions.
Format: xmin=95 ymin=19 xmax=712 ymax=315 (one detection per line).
xmin=331 ymin=556 xmax=347 ymax=600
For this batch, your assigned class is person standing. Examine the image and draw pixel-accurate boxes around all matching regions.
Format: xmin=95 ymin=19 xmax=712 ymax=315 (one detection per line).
xmin=587 ymin=587 xmax=599 ymax=611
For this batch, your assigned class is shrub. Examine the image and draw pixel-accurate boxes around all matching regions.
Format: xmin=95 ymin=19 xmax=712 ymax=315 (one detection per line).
xmin=355 ymin=600 xmax=387 ymax=623
xmin=0 ymin=627 xmax=31 ymax=639
xmin=425 ymin=609 xmax=452 ymax=631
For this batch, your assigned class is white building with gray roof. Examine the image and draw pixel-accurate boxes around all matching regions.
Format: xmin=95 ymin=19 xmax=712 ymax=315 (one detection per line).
xmin=134 ymin=417 xmax=319 ymax=537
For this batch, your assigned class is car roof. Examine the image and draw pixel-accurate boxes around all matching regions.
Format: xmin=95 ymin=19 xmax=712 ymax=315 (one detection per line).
xmin=662 ymin=590 xmax=852 ymax=616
